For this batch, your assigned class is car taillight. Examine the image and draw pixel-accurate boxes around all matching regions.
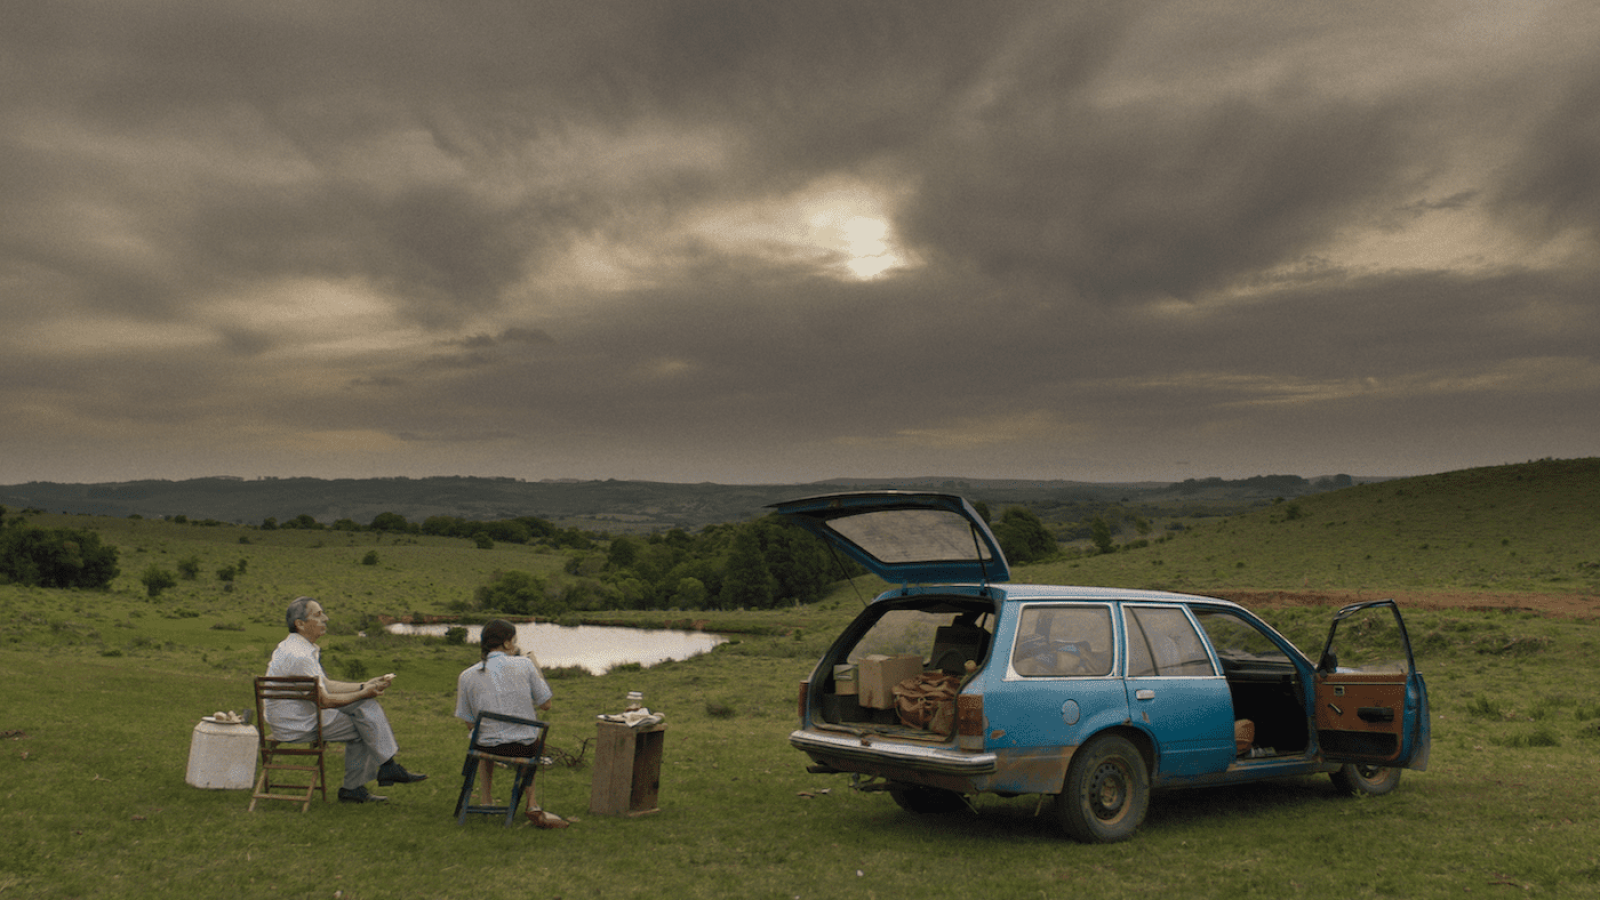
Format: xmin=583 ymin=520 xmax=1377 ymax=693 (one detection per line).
xmin=797 ymin=680 xmax=809 ymax=721
xmin=957 ymin=693 xmax=984 ymax=749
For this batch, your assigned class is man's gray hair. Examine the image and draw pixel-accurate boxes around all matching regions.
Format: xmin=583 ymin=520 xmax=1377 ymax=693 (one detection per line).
xmin=285 ymin=596 xmax=318 ymax=634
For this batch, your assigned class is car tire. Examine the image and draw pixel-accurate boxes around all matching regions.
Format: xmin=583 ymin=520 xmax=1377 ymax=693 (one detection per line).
xmin=1056 ymin=734 xmax=1149 ymax=843
xmin=888 ymin=785 xmax=967 ymax=815
xmin=1330 ymin=764 xmax=1402 ymax=796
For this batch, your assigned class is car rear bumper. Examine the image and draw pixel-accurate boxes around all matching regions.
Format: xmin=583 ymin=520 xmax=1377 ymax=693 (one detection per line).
xmin=789 ymin=728 xmax=998 ymax=778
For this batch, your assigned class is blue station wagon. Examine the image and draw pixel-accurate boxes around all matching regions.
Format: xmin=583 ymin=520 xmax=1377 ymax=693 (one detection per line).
xmin=774 ymin=491 xmax=1430 ymax=842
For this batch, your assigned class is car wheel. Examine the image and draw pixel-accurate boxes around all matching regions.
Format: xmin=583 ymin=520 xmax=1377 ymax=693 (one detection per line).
xmin=1056 ymin=734 xmax=1149 ymax=843
xmin=1330 ymin=764 xmax=1402 ymax=796
xmin=889 ymin=785 xmax=967 ymax=815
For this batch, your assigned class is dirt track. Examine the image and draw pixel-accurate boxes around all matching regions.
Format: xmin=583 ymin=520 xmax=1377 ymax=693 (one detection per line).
xmin=1217 ymin=589 xmax=1600 ymax=620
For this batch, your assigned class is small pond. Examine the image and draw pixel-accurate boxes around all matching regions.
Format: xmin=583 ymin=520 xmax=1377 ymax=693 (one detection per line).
xmin=386 ymin=621 xmax=727 ymax=675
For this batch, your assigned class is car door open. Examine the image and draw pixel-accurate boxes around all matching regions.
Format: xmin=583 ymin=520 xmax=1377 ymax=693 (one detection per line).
xmin=1313 ymin=600 xmax=1431 ymax=770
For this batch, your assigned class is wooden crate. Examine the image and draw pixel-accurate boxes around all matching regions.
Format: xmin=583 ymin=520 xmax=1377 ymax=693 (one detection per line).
xmin=589 ymin=721 xmax=666 ymax=816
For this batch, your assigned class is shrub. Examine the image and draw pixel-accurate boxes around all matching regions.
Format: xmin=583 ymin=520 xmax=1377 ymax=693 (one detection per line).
xmin=1498 ymin=727 xmax=1561 ymax=748
xmin=334 ymin=656 xmax=370 ymax=681
xmin=1465 ymin=694 xmax=1504 ymax=720
xmin=141 ymin=566 xmax=178 ymax=598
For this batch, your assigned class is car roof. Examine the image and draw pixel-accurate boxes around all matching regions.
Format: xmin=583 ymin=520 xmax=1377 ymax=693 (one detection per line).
xmin=879 ymin=582 xmax=1245 ymax=608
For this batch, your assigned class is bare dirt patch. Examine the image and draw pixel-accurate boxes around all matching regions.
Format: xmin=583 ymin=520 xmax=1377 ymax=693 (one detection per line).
xmin=1217 ymin=589 xmax=1600 ymax=620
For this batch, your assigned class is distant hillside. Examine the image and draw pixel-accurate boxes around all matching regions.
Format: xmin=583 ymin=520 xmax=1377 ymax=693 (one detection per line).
xmin=0 ymin=472 xmax=1380 ymax=532
xmin=1029 ymin=457 xmax=1600 ymax=596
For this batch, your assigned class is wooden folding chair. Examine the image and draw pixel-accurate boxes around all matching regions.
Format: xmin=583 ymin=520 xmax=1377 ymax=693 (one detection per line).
xmin=454 ymin=712 xmax=550 ymax=826
xmin=248 ymin=676 xmax=328 ymax=812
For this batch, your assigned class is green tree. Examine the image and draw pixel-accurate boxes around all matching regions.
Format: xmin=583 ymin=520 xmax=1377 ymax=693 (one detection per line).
xmin=141 ymin=565 xmax=177 ymax=598
xmin=993 ymin=507 xmax=1057 ymax=564
xmin=755 ymin=517 xmax=836 ymax=604
xmin=720 ymin=527 xmax=776 ymax=609
xmin=475 ymin=569 xmax=563 ymax=617
xmin=1090 ymin=517 xmax=1115 ymax=555
xmin=0 ymin=524 xmax=121 ymax=589
xmin=421 ymin=515 xmax=452 ymax=536
xmin=607 ymin=535 xmax=642 ymax=569
xmin=370 ymin=511 xmax=409 ymax=533
xmin=672 ymin=577 xmax=708 ymax=608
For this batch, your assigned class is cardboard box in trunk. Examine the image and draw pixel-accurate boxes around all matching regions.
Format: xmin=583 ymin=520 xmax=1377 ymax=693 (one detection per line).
xmin=857 ymin=654 xmax=924 ymax=709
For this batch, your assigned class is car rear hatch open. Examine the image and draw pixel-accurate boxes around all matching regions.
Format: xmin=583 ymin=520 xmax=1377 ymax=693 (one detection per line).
xmin=769 ymin=491 xmax=1010 ymax=585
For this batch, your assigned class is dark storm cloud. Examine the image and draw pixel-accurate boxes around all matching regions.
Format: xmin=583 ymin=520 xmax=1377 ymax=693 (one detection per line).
xmin=1 ymin=1 xmax=1596 ymax=484
xmin=903 ymin=93 xmax=1425 ymax=301
xmin=1493 ymin=61 xmax=1600 ymax=242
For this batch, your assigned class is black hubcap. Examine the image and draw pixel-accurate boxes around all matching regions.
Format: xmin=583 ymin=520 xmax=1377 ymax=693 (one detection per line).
xmin=1088 ymin=762 xmax=1128 ymax=820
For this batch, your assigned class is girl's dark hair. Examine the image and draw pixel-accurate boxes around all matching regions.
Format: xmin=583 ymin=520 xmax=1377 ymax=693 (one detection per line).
xmin=480 ymin=619 xmax=517 ymax=671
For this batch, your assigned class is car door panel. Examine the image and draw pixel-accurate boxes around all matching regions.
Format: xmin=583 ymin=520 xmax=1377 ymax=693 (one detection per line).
xmin=1314 ymin=600 xmax=1431 ymax=769
xmin=1122 ymin=604 xmax=1236 ymax=779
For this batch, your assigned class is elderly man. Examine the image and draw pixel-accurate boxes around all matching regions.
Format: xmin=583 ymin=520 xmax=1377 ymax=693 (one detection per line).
xmin=265 ymin=596 xmax=427 ymax=803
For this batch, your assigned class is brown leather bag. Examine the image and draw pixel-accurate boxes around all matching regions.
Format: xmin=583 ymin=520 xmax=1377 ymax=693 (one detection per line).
xmin=893 ymin=673 xmax=961 ymax=734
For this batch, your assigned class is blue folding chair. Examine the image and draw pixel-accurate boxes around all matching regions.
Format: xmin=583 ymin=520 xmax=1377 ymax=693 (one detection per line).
xmin=454 ymin=712 xmax=550 ymax=827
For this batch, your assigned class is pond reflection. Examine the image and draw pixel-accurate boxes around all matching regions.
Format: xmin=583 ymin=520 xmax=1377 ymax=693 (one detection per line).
xmin=386 ymin=621 xmax=727 ymax=675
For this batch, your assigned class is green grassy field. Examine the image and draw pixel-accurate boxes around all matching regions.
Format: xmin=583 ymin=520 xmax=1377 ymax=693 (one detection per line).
xmin=4 ymin=459 xmax=1600 ymax=898
xmin=1043 ymin=457 xmax=1600 ymax=596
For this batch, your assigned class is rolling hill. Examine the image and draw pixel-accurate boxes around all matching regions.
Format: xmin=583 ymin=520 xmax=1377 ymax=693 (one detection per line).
xmin=0 ymin=471 xmax=1379 ymax=532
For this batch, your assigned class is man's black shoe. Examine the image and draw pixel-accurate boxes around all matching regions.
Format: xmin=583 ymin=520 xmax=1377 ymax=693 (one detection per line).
xmin=377 ymin=761 xmax=428 ymax=786
xmin=338 ymin=786 xmax=388 ymax=803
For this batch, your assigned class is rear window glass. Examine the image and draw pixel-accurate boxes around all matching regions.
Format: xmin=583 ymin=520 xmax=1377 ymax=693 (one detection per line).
xmin=1011 ymin=606 xmax=1114 ymax=676
xmin=828 ymin=508 xmax=997 ymax=564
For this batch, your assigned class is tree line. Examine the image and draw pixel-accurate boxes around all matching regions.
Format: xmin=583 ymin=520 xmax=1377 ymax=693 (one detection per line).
xmin=2 ymin=501 xmax=1072 ymax=615
xmin=261 ymin=508 xmax=850 ymax=616
xmin=457 ymin=515 xmax=847 ymax=618
xmin=0 ymin=506 xmax=120 ymax=589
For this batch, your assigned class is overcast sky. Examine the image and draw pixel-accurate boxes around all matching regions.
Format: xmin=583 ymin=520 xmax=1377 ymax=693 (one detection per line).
xmin=3 ymin=1 xmax=1597 ymax=487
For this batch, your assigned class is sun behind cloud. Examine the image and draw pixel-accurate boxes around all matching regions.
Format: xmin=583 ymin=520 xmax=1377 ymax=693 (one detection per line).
xmin=688 ymin=175 xmax=913 ymax=281
xmin=826 ymin=213 xmax=900 ymax=279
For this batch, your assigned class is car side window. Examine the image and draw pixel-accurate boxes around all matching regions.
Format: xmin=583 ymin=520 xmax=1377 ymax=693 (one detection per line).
xmin=1011 ymin=606 xmax=1113 ymax=676
xmin=1124 ymin=606 xmax=1214 ymax=677
xmin=1192 ymin=609 xmax=1293 ymax=667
